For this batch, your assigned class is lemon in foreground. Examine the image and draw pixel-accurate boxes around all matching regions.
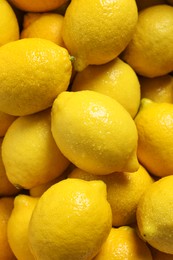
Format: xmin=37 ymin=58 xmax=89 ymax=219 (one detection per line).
xmin=7 ymin=195 xmax=38 ymax=260
xmin=0 ymin=38 xmax=72 ymax=116
xmin=2 ymin=109 xmax=70 ymax=189
xmin=28 ymin=178 xmax=112 ymax=260
xmin=51 ymin=90 xmax=139 ymax=175
xmin=135 ymin=98 xmax=173 ymax=177
xmin=137 ymin=175 xmax=173 ymax=254
xmin=62 ymin=0 xmax=138 ymax=71
xmin=94 ymin=226 xmax=152 ymax=260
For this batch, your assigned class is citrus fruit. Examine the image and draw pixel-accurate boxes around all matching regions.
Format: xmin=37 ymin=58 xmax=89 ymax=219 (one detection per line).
xmin=62 ymin=0 xmax=138 ymax=71
xmin=71 ymin=57 xmax=141 ymax=118
xmin=51 ymin=90 xmax=139 ymax=175
xmin=137 ymin=175 xmax=173 ymax=254
xmin=0 ymin=38 xmax=72 ymax=116
xmin=28 ymin=178 xmax=112 ymax=260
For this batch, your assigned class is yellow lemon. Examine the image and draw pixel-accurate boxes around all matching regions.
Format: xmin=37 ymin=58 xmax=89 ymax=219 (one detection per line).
xmin=8 ymin=0 xmax=69 ymax=12
xmin=0 ymin=0 xmax=19 ymax=46
xmin=136 ymin=0 xmax=166 ymax=11
xmin=0 ymin=138 xmax=19 ymax=196
xmin=135 ymin=98 xmax=173 ymax=177
xmin=71 ymin=58 xmax=141 ymax=118
xmin=51 ymin=90 xmax=139 ymax=175
xmin=0 ymin=38 xmax=72 ymax=116
xmin=28 ymin=178 xmax=112 ymax=260
xmin=0 ymin=111 xmax=17 ymax=137
xmin=2 ymin=109 xmax=70 ymax=189
xmin=139 ymin=74 xmax=173 ymax=103
xmin=0 ymin=197 xmax=16 ymax=260
xmin=137 ymin=175 xmax=173 ymax=254
xmin=7 ymin=195 xmax=39 ymax=260
xmin=122 ymin=5 xmax=173 ymax=77
xmin=68 ymin=164 xmax=154 ymax=227
xmin=62 ymin=0 xmax=138 ymax=71
xmin=94 ymin=226 xmax=153 ymax=260
xmin=21 ymin=13 xmax=65 ymax=47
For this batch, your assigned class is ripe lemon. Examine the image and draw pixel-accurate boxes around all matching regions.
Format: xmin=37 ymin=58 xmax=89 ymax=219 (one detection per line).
xmin=0 ymin=0 xmax=19 ymax=46
xmin=122 ymin=5 xmax=173 ymax=77
xmin=137 ymin=175 xmax=173 ymax=254
xmin=0 ymin=197 xmax=16 ymax=260
xmin=51 ymin=90 xmax=139 ymax=175
xmin=94 ymin=226 xmax=153 ymax=260
xmin=7 ymin=195 xmax=38 ymax=260
xmin=21 ymin=13 xmax=65 ymax=47
xmin=0 ymin=38 xmax=72 ymax=116
xmin=135 ymin=98 xmax=173 ymax=177
xmin=2 ymin=109 xmax=70 ymax=189
xmin=71 ymin=58 xmax=141 ymax=118
xmin=139 ymin=75 xmax=173 ymax=103
xmin=62 ymin=0 xmax=138 ymax=71
xmin=68 ymin=164 xmax=154 ymax=227
xmin=0 ymin=138 xmax=19 ymax=196
xmin=8 ymin=0 xmax=69 ymax=12
xmin=28 ymin=178 xmax=112 ymax=260
xmin=0 ymin=111 xmax=16 ymax=137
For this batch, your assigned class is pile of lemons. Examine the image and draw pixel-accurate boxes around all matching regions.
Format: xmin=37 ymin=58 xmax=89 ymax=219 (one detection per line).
xmin=0 ymin=0 xmax=173 ymax=259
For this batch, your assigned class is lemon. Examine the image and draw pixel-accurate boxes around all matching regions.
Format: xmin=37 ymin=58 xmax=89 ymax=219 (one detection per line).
xmin=0 ymin=138 xmax=19 ymax=197
xmin=135 ymin=98 xmax=173 ymax=177
xmin=71 ymin=57 xmax=141 ymax=118
xmin=7 ymin=195 xmax=38 ymax=260
xmin=0 ymin=38 xmax=72 ymax=116
xmin=0 ymin=197 xmax=16 ymax=260
xmin=69 ymin=164 xmax=154 ymax=227
xmin=94 ymin=226 xmax=153 ymax=260
xmin=28 ymin=178 xmax=112 ymax=260
xmin=0 ymin=111 xmax=16 ymax=137
xmin=139 ymin=75 xmax=173 ymax=103
xmin=8 ymin=0 xmax=69 ymax=12
xmin=122 ymin=5 xmax=173 ymax=77
xmin=51 ymin=90 xmax=139 ymax=175
xmin=137 ymin=175 xmax=173 ymax=254
xmin=21 ymin=13 xmax=65 ymax=47
xmin=0 ymin=0 xmax=19 ymax=46
xmin=2 ymin=109 xmax=70 ymax=189
xmin=62 ymin=0 xmax=138 ymax=71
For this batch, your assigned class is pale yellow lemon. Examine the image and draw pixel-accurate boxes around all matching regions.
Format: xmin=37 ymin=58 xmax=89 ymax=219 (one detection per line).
xmin=135 ymin=99 xmax=173 ymax=177
xmin=94 ymin=226 xmax=152 ymax=260
xmin=2 ymin=109 xmax=70 ymax=189
xmin=0 ymin=38 xmax=72 ymax=116
xmin=137 ymin=175 xmax=173 ymax=254
xmin=28 ymin=178 xmax=112 ymax=260
xmin=21 ymin=13 xmax=65 ymax=47
xmin=7 ymin=195 xmax=38 ymax=260
xmin=69 ymin=164 xmax=154 ymax=227
xmin=0 ymin=0 xmax=19 ymax=46
xmin=62 ymin=0 xmax=138 ymax=71
xmin=0 ymin=111 xmax=17 ymax=137
xmin=0 ymin=197 xmax=16 ymax=260
xmin=8 ymin=0 xmax=69 ymax=12
xmin=51 ymin=90 xmax=139 ymax=175
xmin=139 ymin=75 xmax=173 ymax=103
xmin=122 ymin=5 xmax=173 ymax=77
xmin=71 ymin=58 xmax=141 ymax=118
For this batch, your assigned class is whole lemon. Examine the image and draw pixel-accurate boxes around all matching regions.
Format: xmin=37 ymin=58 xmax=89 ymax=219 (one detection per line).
xmin=137 ymin=175 xmax=173 ymax=254
xmin=0 ymin=38 xmax=72 ymax=116
xmin=51 ymin=90 xmax=139 ymax=175
xmin=28 ymin=178 xmax=112 ymax=260
xmin=135 ymin=98 xmax=173 ymax=177
xmin=62 ymin=0 xmax=138 ymax=71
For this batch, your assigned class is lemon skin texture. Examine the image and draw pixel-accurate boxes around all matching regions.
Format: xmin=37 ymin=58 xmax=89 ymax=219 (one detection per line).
xmin=0 ymin=38 xmax=72 ymax=116
xmin=51 ymin=90 xmax=139 ymax=175
xmin=28 ymin=178 xmax=112 ymax=260
xmin=62 ymin=0 xmax=138 ymax=71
